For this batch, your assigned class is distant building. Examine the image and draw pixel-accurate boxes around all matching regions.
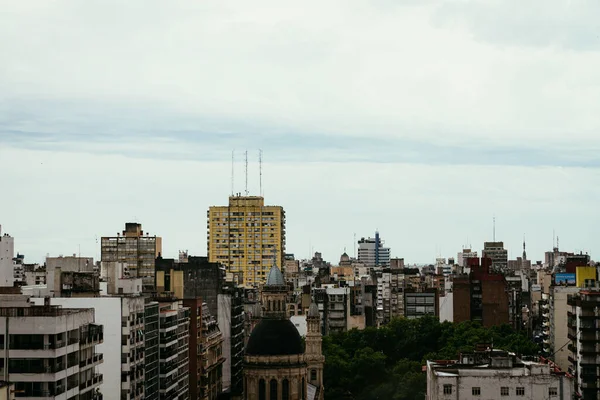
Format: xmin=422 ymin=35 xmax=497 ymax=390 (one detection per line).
xmin=427 ymin=348 xmax=574 ymax=400
xmin=482 ymin=241 xmax=508 ymax=272
xmin=313 ymin=286 xmax=351 ymax=335
xmin=101 ymin=222 xmax=162 ymax=291
xmin=357 ymin=232 xmax=390 ymax=267
xmin=207 ymin=195 xmax=286 ymax=287
xmin=404 ymin=289 xmax=438 ymax=319
xmin=46 ymin=254 xmax=95 ymax=274
xmin=0 ymin=228 xmax=15 ymax=287
xmin=0 ymin=294 xmax=105 ymax=399
xmin=451 ymin=258 xmax=510 ymax=328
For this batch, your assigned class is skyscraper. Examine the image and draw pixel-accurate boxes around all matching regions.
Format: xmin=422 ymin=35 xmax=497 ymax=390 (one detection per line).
xmin=207 ymin=195 xmax=285 ymax=287
xmin=101 ymin=223 xmax=162 ymax=291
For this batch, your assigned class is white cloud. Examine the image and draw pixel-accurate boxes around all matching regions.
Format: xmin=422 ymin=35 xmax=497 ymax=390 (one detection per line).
xmin=2 ymin=0 xmax=600 ymax=144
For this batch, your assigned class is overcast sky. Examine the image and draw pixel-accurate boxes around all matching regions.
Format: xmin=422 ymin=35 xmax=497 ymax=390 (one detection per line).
xmin=1 ymin=1 xmax=599 ymax=265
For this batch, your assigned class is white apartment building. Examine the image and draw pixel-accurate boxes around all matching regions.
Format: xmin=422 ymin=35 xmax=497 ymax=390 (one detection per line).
xmin=0 ymin=229 xmax=15 ymax=287
xmin=0 ymin=295 xmax=104 ymax=400
xmin=427 ymin=349 xmax=574 ymax=400
xmin=29 ymin=266 xmax=146 ymax=400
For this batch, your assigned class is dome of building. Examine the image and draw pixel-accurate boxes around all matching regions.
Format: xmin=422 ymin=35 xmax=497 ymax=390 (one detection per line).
xmin=246 ymin=319 xmax=304 ymax=356
xmin=266 ymin=265 xmax=285 ymax=286
xmin=340 ymin=252 xmax=350 ymax=262
xmin=308 ymin=302 xmax=319 ymax=318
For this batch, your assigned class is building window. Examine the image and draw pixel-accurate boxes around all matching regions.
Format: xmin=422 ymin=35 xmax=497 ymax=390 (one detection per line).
xmin=516 ymin=387 xmax=525 ymax=396
xmin=310 ymin=369 xmax=317 ymax=382
xmin=472 ymin=387 xmax=481 ymax=396
xmin=270 ymin=379 xmax=278 ymax=400
xmin=282 ymin=379 xmax=290 ymax=400
xmin=443 ymin=384 xmax=452 ymax=394
xmin=549 ymin=387 xmax=558 ymax=396
xmin=501 ymin=387 xmax=509 ymax=396
xmin=259 ymin=379 xmax=266 ymax=400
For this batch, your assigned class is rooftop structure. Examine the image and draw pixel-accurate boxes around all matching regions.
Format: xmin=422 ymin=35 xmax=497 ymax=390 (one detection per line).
xmin=427 ymin=348 xmax=574 ymax=400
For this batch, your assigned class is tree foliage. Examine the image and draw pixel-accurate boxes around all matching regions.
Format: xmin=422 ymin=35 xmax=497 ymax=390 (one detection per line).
xmin=323 ymin=317 xmax=539 ymax=400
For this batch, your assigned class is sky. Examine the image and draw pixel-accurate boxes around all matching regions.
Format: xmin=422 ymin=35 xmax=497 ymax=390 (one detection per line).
xmin=1 ymin=0 xmax=599 ymax=265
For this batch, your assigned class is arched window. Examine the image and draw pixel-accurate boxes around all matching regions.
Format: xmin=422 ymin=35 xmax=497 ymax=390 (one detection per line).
xmin=310 ymin=369 xmax=317 ymax=382
xmin=259 ymin=379 xmax=266 ymax=400
xmin=282 ymin=379 xmax=290 ymax=400
xmin=270 ymin=379 xmax=278 ymax=400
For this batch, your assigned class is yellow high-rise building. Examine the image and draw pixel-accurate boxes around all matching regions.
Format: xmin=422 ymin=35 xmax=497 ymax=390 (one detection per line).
xmin=207 ymin=195 xmax=285 ymax=287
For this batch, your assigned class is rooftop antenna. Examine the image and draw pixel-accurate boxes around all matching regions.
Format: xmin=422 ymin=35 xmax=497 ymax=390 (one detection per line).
xmin=354 ymin=233 xmax=356 ymax=259
xmin=493 ymin=216 xmax=496 ymax=242
xmin=259 ymin=149 xmax=263 ymax=197
xmin=553 ymin=229 xmax=555 ymax=249
xmin=231 ymin=150 xmax=235 ymax=196
xmin=244 ymin=150 xmax=248 ymax=196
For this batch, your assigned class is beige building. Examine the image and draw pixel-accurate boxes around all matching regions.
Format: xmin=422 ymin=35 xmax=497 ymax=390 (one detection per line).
xmin=0 ymin=381 xmax=15 ymax=400
xmin=550 ymin=286 xmax=580 ymax=371
xmin=208 ymin=195 xmax=285 ymax=287
xmin=244 ymin=266 xmax=324 ymax=400
xmin=101 ymin=223 xmax=162 ymax=291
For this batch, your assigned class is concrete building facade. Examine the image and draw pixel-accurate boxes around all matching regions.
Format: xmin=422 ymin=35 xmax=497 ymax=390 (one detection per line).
xmin=207 ymin=195 xmax=286 ymax=288
xmin=567 ymin=288 xmax=600 ymax=400
xmin=427 ymin=349 xmax=574 ymax=400
xmin=101 ymin=223 xmax=162 ymax=291
xmin=0 ymin=229 xmax=15 ymax=287
xmin=0 ymin=295 xmax=104 ymax=399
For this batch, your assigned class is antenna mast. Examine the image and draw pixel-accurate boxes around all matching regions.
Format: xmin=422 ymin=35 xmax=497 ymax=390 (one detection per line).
xmin=493 ymin=216 xmax=496 ymax=242
xmin=244 ymin=150 xmax=248 ymax=196
xmin=259 ymin=149 xmax=263 ymax=197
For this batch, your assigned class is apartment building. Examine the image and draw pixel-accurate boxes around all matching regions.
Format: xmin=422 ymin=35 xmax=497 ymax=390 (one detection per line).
xmin=482 ymin=241 xmax=508 ymax=272
xmin=0 ymin=295 xmax=104 ymax=399
xmin=30 ymin=274 xmax=147 ymax=400
xmin=567 ymin=287 xmax=600 ymax=400
xmin=144 ymin=301 xmax=159 ymax=400
xmin=101 ymin=223 xmax=162 ymax=291
xmin=313 ymin=287 xmax=350 ymax=335
xmin=207 ymin=195 xmax=286 ymax=287
xmin=157 ymin=298 xmax=190 ymax=399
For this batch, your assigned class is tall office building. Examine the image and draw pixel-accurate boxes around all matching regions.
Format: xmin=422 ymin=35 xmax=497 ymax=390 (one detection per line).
xmin=357 ymin=231 xmax=390 ymax=268
xmin=207 ymin=195 xmax=285 ymax=287
xmin=101 ymin=223 xmax=162 ymax=291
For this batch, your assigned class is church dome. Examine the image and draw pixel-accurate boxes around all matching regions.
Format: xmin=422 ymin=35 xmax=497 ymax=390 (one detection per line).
xmin=246 ymin=319 xmax=304 ymax=356
xmin=266 ymin=265 xmax=285 ymax=286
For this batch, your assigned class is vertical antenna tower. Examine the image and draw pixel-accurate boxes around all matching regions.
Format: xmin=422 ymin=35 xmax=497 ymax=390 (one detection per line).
xmin=493 ymin=216 xmax=496 ymax=242
xmin=259 ymin=149 xmax=263 ymax=197
xmin=231 ymin=150 xmax=235 ymax=195
xmin=244 ymin=150 xmax=249 ymax=196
